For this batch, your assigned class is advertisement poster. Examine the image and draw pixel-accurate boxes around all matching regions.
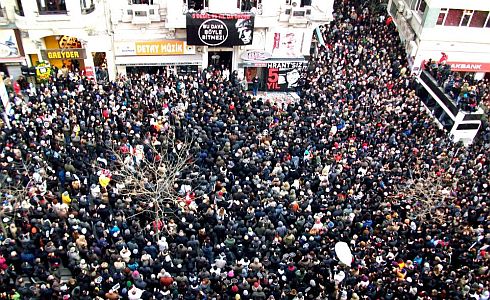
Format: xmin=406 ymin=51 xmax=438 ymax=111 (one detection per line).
xmin=0 ymin=30 xmax=20 ymax=58
xmin=266 ymin=61 xmax=308 ymax=92
xmin=266 ymin=29 xmax=304 ymax=58
xmin=186 ymin=13 xmax=255 ymax=47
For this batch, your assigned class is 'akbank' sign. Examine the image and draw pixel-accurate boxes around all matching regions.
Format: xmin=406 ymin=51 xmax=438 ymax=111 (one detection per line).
xmin=448 ymin=62 xmax=490 ymax=72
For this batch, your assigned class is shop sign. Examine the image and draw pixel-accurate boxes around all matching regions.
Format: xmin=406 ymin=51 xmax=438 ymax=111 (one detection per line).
xmin=135 ymin=41 xmax=185 ymax=55
xmin=41 ymin=49 xmax=87 ymax=60
xmin=114 ymin=41 xmax=194 ymax=56
xmin=186 ymin=13 xmax=255 ymax=47
xmin=448 ymin=62 xmax=490 ymax=72
xmin=241 ymin=50 xmax=272 ymax=61
xmin=0 ymin=30 xmax=20 ymax=58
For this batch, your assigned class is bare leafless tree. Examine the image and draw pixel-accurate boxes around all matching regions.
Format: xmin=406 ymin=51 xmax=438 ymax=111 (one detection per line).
xmin=0 ymin=158 xmax=37 ymax=238
xmin=107 ymin=132 xmax=196 ymax=237
xmin=394 ymin=172 xmax=456 ymax=222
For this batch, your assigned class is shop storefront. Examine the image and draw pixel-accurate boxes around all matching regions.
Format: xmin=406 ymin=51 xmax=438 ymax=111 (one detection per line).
xmin=446 ymin=62 xmax=490 ymax=81
xmin=0 ymin=29 xmax=26 ymax=79
xmin=237 ymin=26 xmax=310 ymax=92
xmin=239 ymin=58 xmax=307 ymax=92
xmin=114 ymin=40 xmax=202 ymax=76
xmin=39 ymin=36 xmax=86 ymax=71
xmin=419 ymin=59 xmax=490 ymax=81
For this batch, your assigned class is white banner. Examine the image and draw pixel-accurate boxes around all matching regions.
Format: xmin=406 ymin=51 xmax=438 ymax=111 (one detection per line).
xmin=266 ymin=28 xmax=304 ymax=58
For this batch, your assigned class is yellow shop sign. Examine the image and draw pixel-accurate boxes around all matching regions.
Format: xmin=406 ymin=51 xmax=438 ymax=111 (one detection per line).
xmin=135 ymin=41 xmax=185 ymax=56
xmin=41 ymin=48 xmax=87 ymax=60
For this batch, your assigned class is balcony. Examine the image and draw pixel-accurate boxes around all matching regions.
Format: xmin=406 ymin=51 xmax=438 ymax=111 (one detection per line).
xmin=418 ymin=70 xmax=484 ymax=117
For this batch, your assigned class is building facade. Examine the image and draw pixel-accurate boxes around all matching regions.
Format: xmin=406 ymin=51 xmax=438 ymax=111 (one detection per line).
xmin=388 ymin=0 xmax=490 ymax=80
xmin=0 ymin=0 xmax=333 ymax=84
xmin=0 ymin=1 xmax=25 ymax=79
xmin=1 ymin=0 xmax=115 ymax=80
xmin=113 ymin=0 xmax=334 ymax=91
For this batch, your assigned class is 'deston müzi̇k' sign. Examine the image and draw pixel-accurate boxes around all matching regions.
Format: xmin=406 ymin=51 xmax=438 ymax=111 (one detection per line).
xmin=186 ymin=13 xmax=255 ymax=47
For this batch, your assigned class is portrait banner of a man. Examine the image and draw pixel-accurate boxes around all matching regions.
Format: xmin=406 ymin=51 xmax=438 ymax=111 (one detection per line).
xmin=186 ymin=13 xmax=255 ymax=47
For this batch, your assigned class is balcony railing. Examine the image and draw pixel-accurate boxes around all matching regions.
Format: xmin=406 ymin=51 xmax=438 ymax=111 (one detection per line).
xmin=419 ymin=70 xmax=459 ymax=116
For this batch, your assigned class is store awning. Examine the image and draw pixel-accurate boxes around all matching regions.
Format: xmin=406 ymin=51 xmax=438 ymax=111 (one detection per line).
xmin=315 ymin=27 xmax=325 ymax=47
xmin=115 ymin=55 xmax=202 ymax=66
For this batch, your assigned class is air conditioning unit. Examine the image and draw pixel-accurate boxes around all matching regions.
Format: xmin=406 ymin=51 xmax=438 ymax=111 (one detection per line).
xmin=397 ymin=0 xmax=405 ymax=13
xmin=291 ymin=0 xmax=300 ymax=7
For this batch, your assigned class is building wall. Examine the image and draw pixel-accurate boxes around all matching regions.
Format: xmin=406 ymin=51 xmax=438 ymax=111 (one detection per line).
xmin=0 ymin=0 xmax=333 ymax=80
xmin=6 ymin=0 xmax=115 ymax=79
xmin=388 ymin=0 xmax=490 ymax=77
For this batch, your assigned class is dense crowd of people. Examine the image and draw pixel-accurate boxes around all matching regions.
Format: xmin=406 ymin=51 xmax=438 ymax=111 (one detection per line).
xmin=425 ymin=59 xmax=489 ymax=112
xmin=0 ymin=0 xmax=489 ymax=299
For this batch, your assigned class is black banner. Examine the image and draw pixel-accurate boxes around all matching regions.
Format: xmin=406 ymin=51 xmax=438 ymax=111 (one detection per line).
xmin=266 ymin=61 xmax=308 ymax=92
xmin=186 ymin=13 xmax=255 ymax=47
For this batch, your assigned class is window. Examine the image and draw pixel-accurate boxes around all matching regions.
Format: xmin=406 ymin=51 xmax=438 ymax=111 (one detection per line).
xmin=80 ymin=0 xmax=95 ymax=14
xmin=444 ymin=9 xmax=463 ymax=26
xmin=188 ymin=0 xmax=208 ymax=10
xmin=129 ymin=0 xmax=154 ymax=4
xmin=436 ymin=8 xmax=448 ymax=25
xmin=460 ymin=10 xmax=473 ymax=26
xmin=293 ymin=10 xmax=305 ymax=17
xmin=300 ymin=0 xmax=311 ymax=7
xmin=37 ymin=0 xmax=67 ymax=14
xmin=411 ymin=0 xmax=427 ymax=14
xmin=469 ymin=11 xmax=489 ymax=27
xmin=238 ymin=0 xmax=260 ymax=12
xmin=134 ymin=10 xmax=147 ymax=16
xmin=149 ymin=9 xmax=154 ymax=14
xmin=14 ymin=0 xmax=24 ymax=16
xmin=127 ymin=9 xmax=133 ymax=14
